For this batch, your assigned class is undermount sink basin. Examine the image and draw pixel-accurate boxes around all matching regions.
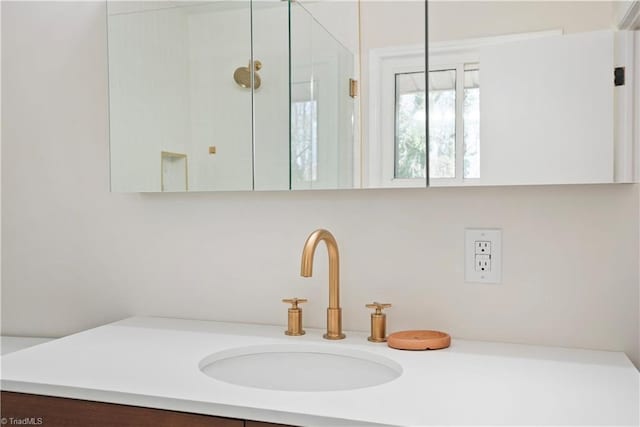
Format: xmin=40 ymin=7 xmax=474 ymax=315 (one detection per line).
xmin=199 ymin=344 xmax=402 ymax=392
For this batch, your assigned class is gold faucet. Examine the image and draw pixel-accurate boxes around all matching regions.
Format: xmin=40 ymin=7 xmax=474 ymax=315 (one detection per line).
xmin=300 ymin=229 xmax=346 ymax=340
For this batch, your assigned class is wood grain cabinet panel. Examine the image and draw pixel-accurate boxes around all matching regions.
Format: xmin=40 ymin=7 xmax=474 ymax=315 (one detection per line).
xmin=245 ymin=422 xmax=291 ymax=427
xmin=0 ymin=392 xmax=291 ymax=427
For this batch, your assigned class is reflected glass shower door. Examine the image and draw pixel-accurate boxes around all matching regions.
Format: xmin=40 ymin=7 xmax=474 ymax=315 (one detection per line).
xmin=107 ymin=1 xmax=254 ymax=192
xmin=251 ymin=0 xmax=291 ymax=191
xmin=289 ymin=2 xmax=356 ymax=190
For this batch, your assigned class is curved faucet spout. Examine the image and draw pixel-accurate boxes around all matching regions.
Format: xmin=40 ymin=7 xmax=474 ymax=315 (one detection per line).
xmin=301 ymin=229 xmax=340 ymax=308
xmin=300 ymin=229 xmax=345 ymax=339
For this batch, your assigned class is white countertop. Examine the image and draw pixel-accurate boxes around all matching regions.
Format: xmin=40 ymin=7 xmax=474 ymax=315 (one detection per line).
xmin=1 ymin=337 xmax=54 ymax=355
xmin=1 ymin=317 xmax=638 ymax=426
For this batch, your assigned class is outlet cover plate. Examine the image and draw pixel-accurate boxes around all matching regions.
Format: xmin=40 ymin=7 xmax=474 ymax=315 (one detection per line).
xmin=465 ymin=228 xmax=502 ymax=283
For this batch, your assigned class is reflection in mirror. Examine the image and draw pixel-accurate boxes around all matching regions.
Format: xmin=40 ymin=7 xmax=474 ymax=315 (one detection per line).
xmin=107 ymin=0 xmax=427 ymax=192
xmin=428 ymin=1 xmax=635 ymax=186
xmin=108 ymin=1 xmax=632 ymax=192
xmin=360 ymin=1 xmax=427 ymax=188
xmin=161 ymin=151 xmax=189 ymax=191
xmin=107 ymin=1 xmax=289 ymax=192
xmin=427 ymin=65 xmax=480 ymax=183
xmin=463 ymin=68 xmax=480 ymax=180
xmin=395 ymin=72 xmax=426 ymax=181
xmin=291 ymin=81 xmax=319 ymax=184
xmin=252 ymin=1 xmax=290 ymax=191
xmin=290 ymin=1 xmax=357 ymax=190
xmin=428 ymin=69 xmax=455 ymax=180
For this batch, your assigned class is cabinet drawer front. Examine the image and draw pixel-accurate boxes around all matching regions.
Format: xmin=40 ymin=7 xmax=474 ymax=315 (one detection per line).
xmin=0 ymin=391 xmax=243 ymax=427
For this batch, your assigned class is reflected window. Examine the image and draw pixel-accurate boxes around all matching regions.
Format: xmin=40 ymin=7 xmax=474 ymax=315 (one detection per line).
xmin=422 ymin=65 xmax=480 ymax=182
xmin=395 ymin=72 xmax=427 ymax=179
xmin=394 ymin=67 xmax=480 ymax=181
xmin=376 ymin=49 xmax=480 ymax=186
xmin=291 ymin=98 xmax=318 ymax=182
xmin=463 ymin=67 xmax=480 ymax=179
xmin=427 ymin=69 xmax=456 ymax=179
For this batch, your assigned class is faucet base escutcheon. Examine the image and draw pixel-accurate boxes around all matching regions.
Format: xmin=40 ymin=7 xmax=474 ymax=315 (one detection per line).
xmin=323 ymin=307 xmax=345 ymax=339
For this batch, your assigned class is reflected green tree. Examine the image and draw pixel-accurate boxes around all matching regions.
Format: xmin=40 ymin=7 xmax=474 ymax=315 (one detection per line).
xmin=396 ymin=92 xmax=427 ymax=179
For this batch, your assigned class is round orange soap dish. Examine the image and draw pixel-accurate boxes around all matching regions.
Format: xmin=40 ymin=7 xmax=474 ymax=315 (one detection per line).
xmin=387 ymin=330 xmax=451 ymax=350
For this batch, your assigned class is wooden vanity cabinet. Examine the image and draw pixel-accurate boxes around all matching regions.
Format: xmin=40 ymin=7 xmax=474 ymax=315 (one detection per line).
xmin=0 ymin=392 xmax=292 ymax=427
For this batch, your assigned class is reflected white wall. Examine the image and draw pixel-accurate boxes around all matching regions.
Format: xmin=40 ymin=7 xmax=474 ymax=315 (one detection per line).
xmin=108 ymin=6 xmax=191 ymax=191
xmin=109 ymin=2 xmax=290 ymax=192
xmin=186 ymin=4 xmax=253 ymax=192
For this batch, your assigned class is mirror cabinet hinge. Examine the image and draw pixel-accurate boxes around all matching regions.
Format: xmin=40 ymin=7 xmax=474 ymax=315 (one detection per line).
xmin=349 ymin=78 xmax=358 ymax=98
xmin=615 ymin=67 xmax=625 ymax=86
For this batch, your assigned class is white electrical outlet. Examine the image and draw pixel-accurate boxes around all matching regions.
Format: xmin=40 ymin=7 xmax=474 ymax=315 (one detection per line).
xmin=475 ymin=241 xmax=491 ymax=255
xmin=475 ymin=254 xmax=491 ymax=272
xmin=465 ymin=228 xmax=502 ymax=283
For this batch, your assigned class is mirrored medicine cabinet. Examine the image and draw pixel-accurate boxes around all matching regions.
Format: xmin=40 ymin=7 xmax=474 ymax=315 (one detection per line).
xmin=107 ymin=1 xmax=636 ymax=192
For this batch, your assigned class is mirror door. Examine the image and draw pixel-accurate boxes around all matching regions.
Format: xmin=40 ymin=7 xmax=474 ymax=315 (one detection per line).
xmin=290 ymin=1 xmax=357 ymax=190
xmin=108 ymin=1 xmax=260 ymax=192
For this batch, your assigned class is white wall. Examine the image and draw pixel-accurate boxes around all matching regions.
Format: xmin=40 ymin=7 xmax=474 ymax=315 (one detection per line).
xmin=614 ymin=0 xmax=638 ymax=28
xmin=428 ymin=1 xmax=615 ymax=43
xmin=636 ymin=29 xmax=640 ymax=362
xmin=1 ymin=1 xmax=639 ymax=368
xmin=0 ymin=0 xmax=3 ymax=322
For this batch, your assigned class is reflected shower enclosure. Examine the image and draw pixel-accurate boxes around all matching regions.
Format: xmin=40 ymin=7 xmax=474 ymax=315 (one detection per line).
xmin=107 ymin=1 xmax=356 ymax=192
xmin=290 ymin=1 xmax=356 ymax=190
